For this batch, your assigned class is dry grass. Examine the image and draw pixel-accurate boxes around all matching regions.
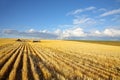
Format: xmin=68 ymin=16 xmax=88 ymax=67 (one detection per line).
xmin=0 ymin=39 xmax=120 ymax=80
xmin=0 ymin=38 xmax=15 ymax=46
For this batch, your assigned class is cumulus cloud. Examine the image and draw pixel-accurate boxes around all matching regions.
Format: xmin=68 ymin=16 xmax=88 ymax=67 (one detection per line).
xmin=27 ymin=29 xmax=36 ymax=33
xmin=103 ymin=28 xmax=120 ymax=37
xmin=1 ymin=27 xmax=120 ymax=40
xmin=67 ymin=6 xmax=96 ymax=15
xmin=89 ymin=30 xmax=102 ymax=37
xmin=61 ymin=28 xmax=120 ymax=40
xmin=100 ymin=8 xmax=120 ymax=17
xmin=54 ymin=29 xmax=62 ymax=35
xmin=89 ymin=28 xmax=120 ymax=38
xmin=62 ymin=27 xmax=86 ymax=38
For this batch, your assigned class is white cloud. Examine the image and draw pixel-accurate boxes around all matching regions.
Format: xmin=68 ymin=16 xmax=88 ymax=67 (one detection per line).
xmin=85 ymin=6 xmax=96 ymax=11
xmin=60 ymin=28 xmax=120 ymax=39
xmin=103 ymin=28 xmax=120 ymax=37
xmin=73 ymin=17 xmax=96 ymax=25
xmin=54 ymin=29 xmax=62 ymax=34
xmin=40 ymin=30 xmax=48 ymax=33
xmin=27 ymin=29 xmax=36 ymax=33
xmin=89 ymin=30 xmax=102 ymax=37
xmin=73 ymin=18 xmax=90 ymax=24
xmin=62 ymin=27 xmax=86 ymax=38
xmin=89 ymin=28 xmax=120 ymax=37
xmin=72 ymin=9 xmax=83 ymax=15
xmin=1 ymin=27 xmax=120 ymax=40
xmin=100 ymin=8 xmax=120 ymax=17
xmin=67 ymin=6 xmax=96 ymax=15
xmin=95 ymin=30 xmax=101 ymax=34
xmin=98 ymin=8 xmax=107 ymax=12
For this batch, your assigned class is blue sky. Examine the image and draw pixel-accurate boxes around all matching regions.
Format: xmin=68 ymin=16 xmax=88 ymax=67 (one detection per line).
xmin=0 ymin=0 xmax=120 ymax=40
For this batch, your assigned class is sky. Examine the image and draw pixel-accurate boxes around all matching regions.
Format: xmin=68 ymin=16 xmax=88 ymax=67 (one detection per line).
xmin=0 ymin=0 xmax=120 ymax=40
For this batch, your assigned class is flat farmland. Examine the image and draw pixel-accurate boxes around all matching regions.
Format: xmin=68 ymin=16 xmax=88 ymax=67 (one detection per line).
xmin=0 ymin=39 xmax=120 ymax=80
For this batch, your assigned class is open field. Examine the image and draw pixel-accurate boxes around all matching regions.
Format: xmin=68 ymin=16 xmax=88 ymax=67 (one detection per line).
xmin=0 ymin=39 xmax=120 ymax=80
xmin=67 ymin=40 xmax=120 ymax=46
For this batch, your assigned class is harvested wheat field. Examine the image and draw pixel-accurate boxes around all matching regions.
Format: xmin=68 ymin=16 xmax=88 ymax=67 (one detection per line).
xmin=0 ymin=38 xmax=120 ymax=80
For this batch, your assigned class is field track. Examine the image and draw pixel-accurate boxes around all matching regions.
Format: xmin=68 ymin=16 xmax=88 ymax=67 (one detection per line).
xmin=0 ymin=41 xmax=120 ymax=80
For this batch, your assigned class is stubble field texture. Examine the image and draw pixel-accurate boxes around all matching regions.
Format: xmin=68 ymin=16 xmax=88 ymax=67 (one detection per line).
xmin=0 ymin=38 xmax=120 ymax=80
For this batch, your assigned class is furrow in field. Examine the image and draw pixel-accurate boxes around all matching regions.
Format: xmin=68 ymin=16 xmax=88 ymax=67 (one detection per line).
xmin=59 ymin=49 xmax=120 ymax=78
xmin=48 ymin=47 xmax=117 ymax=79
xmin=35 ymin=45 xmax=111 ymax=79
xmin=33 ymin=45 xmax=90 ymax=79
xmin=71 ymin=52 xmax=120 ymax=76
xmin=28 ymin=56 xmax=40 ymax=80
xmin=39 ymin=46 xmax=96 ymax=79
xmin=31 ymin=44 xmax=72 ymax=80
xmin=15 ymin=46 xmax=23 ymax=80
xmin=29 ymin=44 xmax=53 ymax=80
xmin=44 ymin=46 xmax=120 ymax=79
xmin=30 ymin=44 xmax=62 ymax=79
xmin=51 ymin=49 xmax=115 ymax=78
xmin=0 ymin=41 xmax=118 ymax=80
xmin=22 ymin=44 xmax=29 ymax=80
xmin=0 ymin=43 xmax=21 ymax=69
xmin=8 ymin=44 xmax=24 ymax=80
xmin=69 ymin=53 xmax=120 ymax=78
xmin=27 ymin=44 xmax=41 ymax=80
xmin=38 ymin=61 xmax=52 ymax=80
xmin=0 ymin=43 xmax=23 ymax=80
xmin=29 ymin=45 xmax=45 ymax=80
xmin=51 ymin=46 xmax=119 ymax=78
xmin=0 ymin=42 xmax=20 ymax=59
